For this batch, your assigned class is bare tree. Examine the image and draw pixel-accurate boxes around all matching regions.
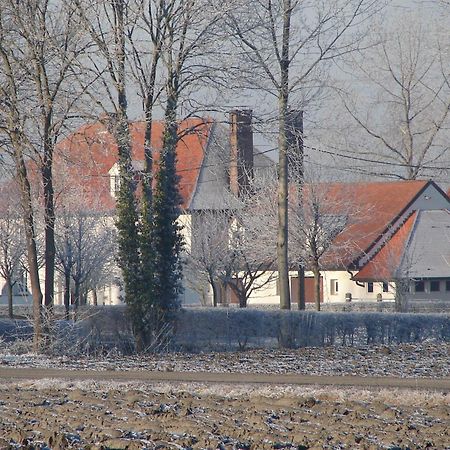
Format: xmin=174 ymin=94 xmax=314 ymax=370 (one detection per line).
xmin=0 ymin=184 xmax=26 ymax=318
xmin=54 ymin=208 xmax=75 ymax=321
xmin=248 ymin=168 xmax=363 ymax=311
xmin=0 ymin=0 xmax=90 ymax=348
xmin=185 ymin=210 xmax=233 ymax=306
xmin=228 ymin=0 xmax=382 ymax=309
xmin=226 ymin=203 xmax=277 ymax=308
xmin=55 ymin=206 xmax=116 ymax=320
xmin=185 ymin=175 xmax=278 ymax=308
xmin=340 ymin=17 xmax=450 ymax=180
xmin=3 ymin=1 xmax=89 ymax=309
xmin=70 ymin=214 xmax=115 ymax=315
xmin=0 ymin=5 xmax=43 ymax=347
xmin=289 ymin=181 xmax=351 ymax=310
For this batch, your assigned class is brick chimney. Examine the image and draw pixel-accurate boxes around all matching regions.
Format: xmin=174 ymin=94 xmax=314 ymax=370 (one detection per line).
xmin=229 ymin=109 xmax=254 ymax=197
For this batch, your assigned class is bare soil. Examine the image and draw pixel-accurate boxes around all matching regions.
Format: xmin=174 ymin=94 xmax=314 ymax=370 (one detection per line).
xmin=0 ymin=375 xmax=448 ymax=449
xmin=0 ymin=342 xmax=448 ymax=449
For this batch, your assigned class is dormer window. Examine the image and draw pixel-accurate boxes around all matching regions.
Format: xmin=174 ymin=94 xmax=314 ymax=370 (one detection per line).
xmin=113 ymin=175 xmax=120 ymax=196
xmin=108 ymin=161 xmax=145 ymax=198
xmin=109 ymin=163 xmax=120 ymax=198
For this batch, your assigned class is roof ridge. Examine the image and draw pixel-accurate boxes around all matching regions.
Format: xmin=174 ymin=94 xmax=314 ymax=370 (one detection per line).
xmin=318 ymin=179 xmax=428 ymax=186
xmin=361 ymin=210 xmax=417 ymax=269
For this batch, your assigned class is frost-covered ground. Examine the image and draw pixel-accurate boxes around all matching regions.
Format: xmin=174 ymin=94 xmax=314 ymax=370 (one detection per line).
xmin=0 ymin=341 xmax=449 ymax=449
xmin=0 ymin=379 xmax=449 ymax=449
xmin=0 ymin=341 xmax=449 ymax=379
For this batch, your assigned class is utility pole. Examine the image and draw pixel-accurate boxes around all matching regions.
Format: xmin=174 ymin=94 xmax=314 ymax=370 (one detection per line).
xmin=287 ymin=110 xmax=305 ymax=310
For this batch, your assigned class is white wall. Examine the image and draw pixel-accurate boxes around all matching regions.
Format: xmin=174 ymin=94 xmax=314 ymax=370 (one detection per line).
xmin=321 ymin=270 xmax=395 ymax=303
xmin=245 ymin=270 xmax=398 ymax=305
xmin=247 ymin=271 xmax=279 ymax=305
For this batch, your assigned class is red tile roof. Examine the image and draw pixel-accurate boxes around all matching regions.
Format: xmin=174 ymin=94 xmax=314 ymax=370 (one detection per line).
xmin=55 ymin=118 xmax=213 ymax=211
xmin=352 ymin=211 xmax=417 ymax=281
xmin=319 ymin=180 xmax=429 ymax=268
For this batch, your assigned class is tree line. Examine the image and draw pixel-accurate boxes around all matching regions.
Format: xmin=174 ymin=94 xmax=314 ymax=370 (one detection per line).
xmin=0 ymin=0 xmax=447 ymax=351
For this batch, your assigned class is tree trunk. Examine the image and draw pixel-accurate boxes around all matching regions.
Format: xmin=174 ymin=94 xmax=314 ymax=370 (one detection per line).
xmin=73 ymin=280 xmax=80 ymax=321
xmin=6 ymin=277 xmax=13 ymax=319
xmin=277 ymin=98 xmax=290 ymax=310
xmin=394 ymin=279 xmax=409 ymax=312
xmin=82 ymin=287 xmax=88 ymax=306
xmin=238 ymin=291 xmax=247 ymax=308
xmin=92 ymin=290 xmax=98 ymax=306
xmin=64 ymin=270 xmax=70 ymax=321
xmin=211 ymin=280 xmax=219 ymax=307
xmin=141 ymin=17 xmax=162 ymax=214
xmin=42 ymin=130 xmax=56 ymax=313
xmin=279 ymin=312 xmax=294 ymax=348
xmin=277 ymin=0 xmax=292 ymax=311
xmin=139 ymin=70 xmax=158 ymax=295
xmin=14 ymin=140 xmax=43 ymax=351
xmin=312 ymin=264 xmax=321 ymax=311
xmin=297 ymin=266 xmax=305 ymax=310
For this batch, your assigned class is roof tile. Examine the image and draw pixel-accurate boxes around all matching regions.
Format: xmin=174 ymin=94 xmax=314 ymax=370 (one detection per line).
xmin=321 ymin=180 xmax=429 ymax=267
xmin=55 ymin=118 xmax=213 ymax=211
xmin=353 ymin=211 xmax=417 ymax=281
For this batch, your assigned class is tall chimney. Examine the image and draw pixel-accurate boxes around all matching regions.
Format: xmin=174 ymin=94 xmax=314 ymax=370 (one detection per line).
xmin=229 ymin=109 xmax=254 ymax=197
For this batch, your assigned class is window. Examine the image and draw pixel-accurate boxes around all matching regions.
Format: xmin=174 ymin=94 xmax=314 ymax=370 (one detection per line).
xmin=446 ymin=280 xmax=450 ymax=292
xmin=415 ymin=280 xmax=425 ymax=293
xmin=367 ymin=282 xmax=374 ymax=293
xmin=430 ymin=280 xmax=440 ymax=292
xmin=114 ymin=175 xmax=120 ymax=194
xmin=330 ymin=279 xmax=339 ymax=295
xmin=382 ymin=282 xmax=389 ymax=293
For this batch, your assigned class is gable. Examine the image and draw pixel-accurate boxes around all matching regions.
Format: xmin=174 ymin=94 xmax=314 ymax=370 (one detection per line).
xmin=352 ymin=212 xmax=417 ymax=281
xmin=354 ymin=209 xmax=450 ymax=281
xmin=319 ymin=180 xmax=429 ymax=268
xmin=402 ymin=209 xmax=450 ymax=278
xmin=356 ymin=181 xmax=450 ymax=268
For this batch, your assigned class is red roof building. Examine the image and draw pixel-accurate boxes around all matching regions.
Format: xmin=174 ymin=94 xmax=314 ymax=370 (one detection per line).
xmin=2 ymin=108 xmax=449 ymax=306
xmin=307 ymin=180 xmax=432 ymax=269
xmin=298 ymin=180 xmax=450 ymax=305
xmin=55 ymin=118 xmax=213 ymax=211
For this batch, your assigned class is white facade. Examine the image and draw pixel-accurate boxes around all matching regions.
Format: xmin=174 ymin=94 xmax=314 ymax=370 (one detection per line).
xmin=321 ymin=270 xmax=395 ymax=303
xmin=230 ymin=270 xmax=396 ymax=307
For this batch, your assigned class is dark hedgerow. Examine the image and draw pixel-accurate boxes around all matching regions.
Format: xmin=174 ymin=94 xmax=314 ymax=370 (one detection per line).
xmin=173 ymin=308 xmax=450 ymax=352
xmin=1 ymin=307 xmax=448 ymax=354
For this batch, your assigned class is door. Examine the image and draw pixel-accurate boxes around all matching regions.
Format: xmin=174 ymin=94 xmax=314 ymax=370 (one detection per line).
xmin=290 ymin=275 xmax=323 ymax=304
